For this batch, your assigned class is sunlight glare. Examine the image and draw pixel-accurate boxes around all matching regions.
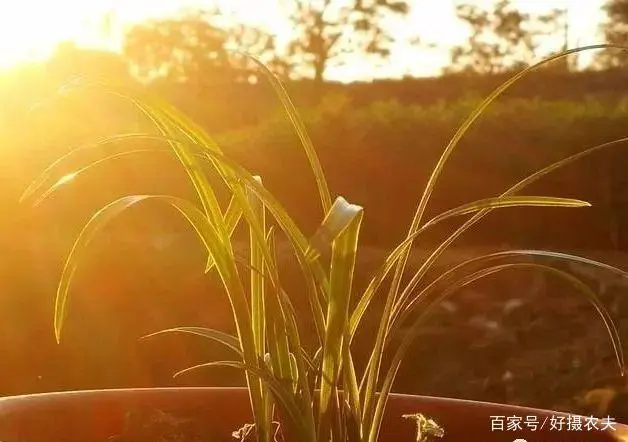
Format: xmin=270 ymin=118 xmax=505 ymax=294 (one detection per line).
xmin=0 ymin=0 xmax=609 ymax=78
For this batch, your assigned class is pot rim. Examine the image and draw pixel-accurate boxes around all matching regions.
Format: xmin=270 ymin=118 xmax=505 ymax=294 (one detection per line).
xmin=0 ymin=386 xmax=587 ymax=416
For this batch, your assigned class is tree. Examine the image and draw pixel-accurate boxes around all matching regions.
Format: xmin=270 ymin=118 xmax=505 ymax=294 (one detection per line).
xmin=535 ymin=7 xmax=574 ymax=73
xmin=225 ymin=23 xmax=292 ymax=81
xmin=446 ymin=0 xmax=565 ymax=75
xmin=123 ymin=8 xmax=284 ymax=85
xmin=284 ymin=0 xmax=411 ymax=85
xmin=595 ymin=0 xmax=628 ymax=69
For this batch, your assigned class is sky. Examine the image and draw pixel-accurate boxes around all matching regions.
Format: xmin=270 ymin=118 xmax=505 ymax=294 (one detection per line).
xmin=0 ymin=0 xmax=607 ymax=81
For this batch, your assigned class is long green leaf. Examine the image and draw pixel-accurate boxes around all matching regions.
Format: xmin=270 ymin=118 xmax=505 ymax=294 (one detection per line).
xmin=375 ymin=51 xmax=628 ymax=420
xmin=141 ymin=327 xmax=242 ymax=357
xmin=393 ymin=249 xmax=628 ymax=329
xmin=47 ymin=79 xmax=233 ymax=253
xmin=114 ymin=80 xmax=319 ymax=440
xmin=341 ymin=325 xmax=362 ymax=440
xmin=317 ymin=199 xmax=363 ymax=442
xmin=357 ymin=248 xmax=628 ymax=396
xmin=410 ymin=45 xmax=618 ymax=236
xmin=358 ymin=194 xmax=590 ymax=427
xmin=245 ymin=53 xmax=332 ymax=215
xmin=393 ymin=45 xmax=627 ymax=286
xmin=264 ymin=228 xmax=295 ymax=385
xmin=248 ymin=175 xmax=274 ymax=436
xmin=17 ymin=137 xmax=244 ymax=273
xmin=391 ymin=135 xmax=628 ymax=338
xmin=26 ymin=132 xmax=329 ymax=348
xmin=206 ymin=192 xmax=244 ymax=273
xmin=421 ymin=196 xmax=590 ymax=229
xmin=368 ymin=261 xmax=624 ymax=442
xmin=349 ymin=194 xmax=593 ymax=340
xmin=53 ymin=194 xmax=229 ymax=342
xmin=249 ymin=175 xmax=267 ymax=356
xmin=351 ymin=133 xmax=628 ymax=344
xmin=364 ymin=249 xmax=628 ymax=393
xmin=394 ymin=250 xmax=628 ymax=346
xmin=46 ymin=78 xmax=269 ymax=440
xmin=20 ymin=133 xmax=208 ymax=204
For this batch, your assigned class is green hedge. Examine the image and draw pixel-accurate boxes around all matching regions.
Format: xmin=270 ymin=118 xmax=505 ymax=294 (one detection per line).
xmin=5 ymin=78 xmax=628 ymax=250
xmin=217 ymin=94 xmax=628 ymax=249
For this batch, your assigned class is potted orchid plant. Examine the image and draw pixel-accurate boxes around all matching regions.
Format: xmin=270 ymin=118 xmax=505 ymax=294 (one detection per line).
xmin=2 ymin=45 xmax=628 ymax=442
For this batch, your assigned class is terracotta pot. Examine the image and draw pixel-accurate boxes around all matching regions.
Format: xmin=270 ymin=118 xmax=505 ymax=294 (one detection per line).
xmin=0 ymin=387 xmax=624 ymax=442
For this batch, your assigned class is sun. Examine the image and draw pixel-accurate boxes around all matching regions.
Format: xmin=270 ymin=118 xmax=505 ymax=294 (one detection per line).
xmin=0 ymin=5 xmax=55 ymax=67
xmin=0 ymin=0 xmax=292 ymax=71
xmin=0 ymin=1 xmax=118 ymax=69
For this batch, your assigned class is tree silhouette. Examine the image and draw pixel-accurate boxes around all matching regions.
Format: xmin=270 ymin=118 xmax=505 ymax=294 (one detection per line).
xmin=595 ymin=0 xmax=628 ymax=68
xmin=447 ymin=0 xmax=563 ymax=75
xmin=284 ymin=0 xmax=411 ymax=86
xmin=123 ymin=8 xmax=283 ymax=85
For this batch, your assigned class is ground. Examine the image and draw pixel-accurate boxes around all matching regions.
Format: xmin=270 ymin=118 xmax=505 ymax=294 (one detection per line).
xmin=380 ymin=247 xmax=628 ymax=414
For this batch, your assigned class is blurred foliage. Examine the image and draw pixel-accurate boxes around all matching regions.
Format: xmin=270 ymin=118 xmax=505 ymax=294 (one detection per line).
xmin=447 ymin=0 xmax=568 ymax=75
xmin=213 ymin=91 xmax=628 ymax=249
xmin=284 ymin=0 xmax=413 ymax=85
xmin=597 ymin=0 xmax=628 ymax=68
xmin=120 ymin=2 xmax=415 ymax=88
xmin=123 ymin=8 xmax=286 ymax=85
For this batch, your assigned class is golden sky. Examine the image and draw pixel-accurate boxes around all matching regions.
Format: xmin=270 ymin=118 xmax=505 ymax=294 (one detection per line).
xmin=0 ymin=0 xmax=605 ymax=81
